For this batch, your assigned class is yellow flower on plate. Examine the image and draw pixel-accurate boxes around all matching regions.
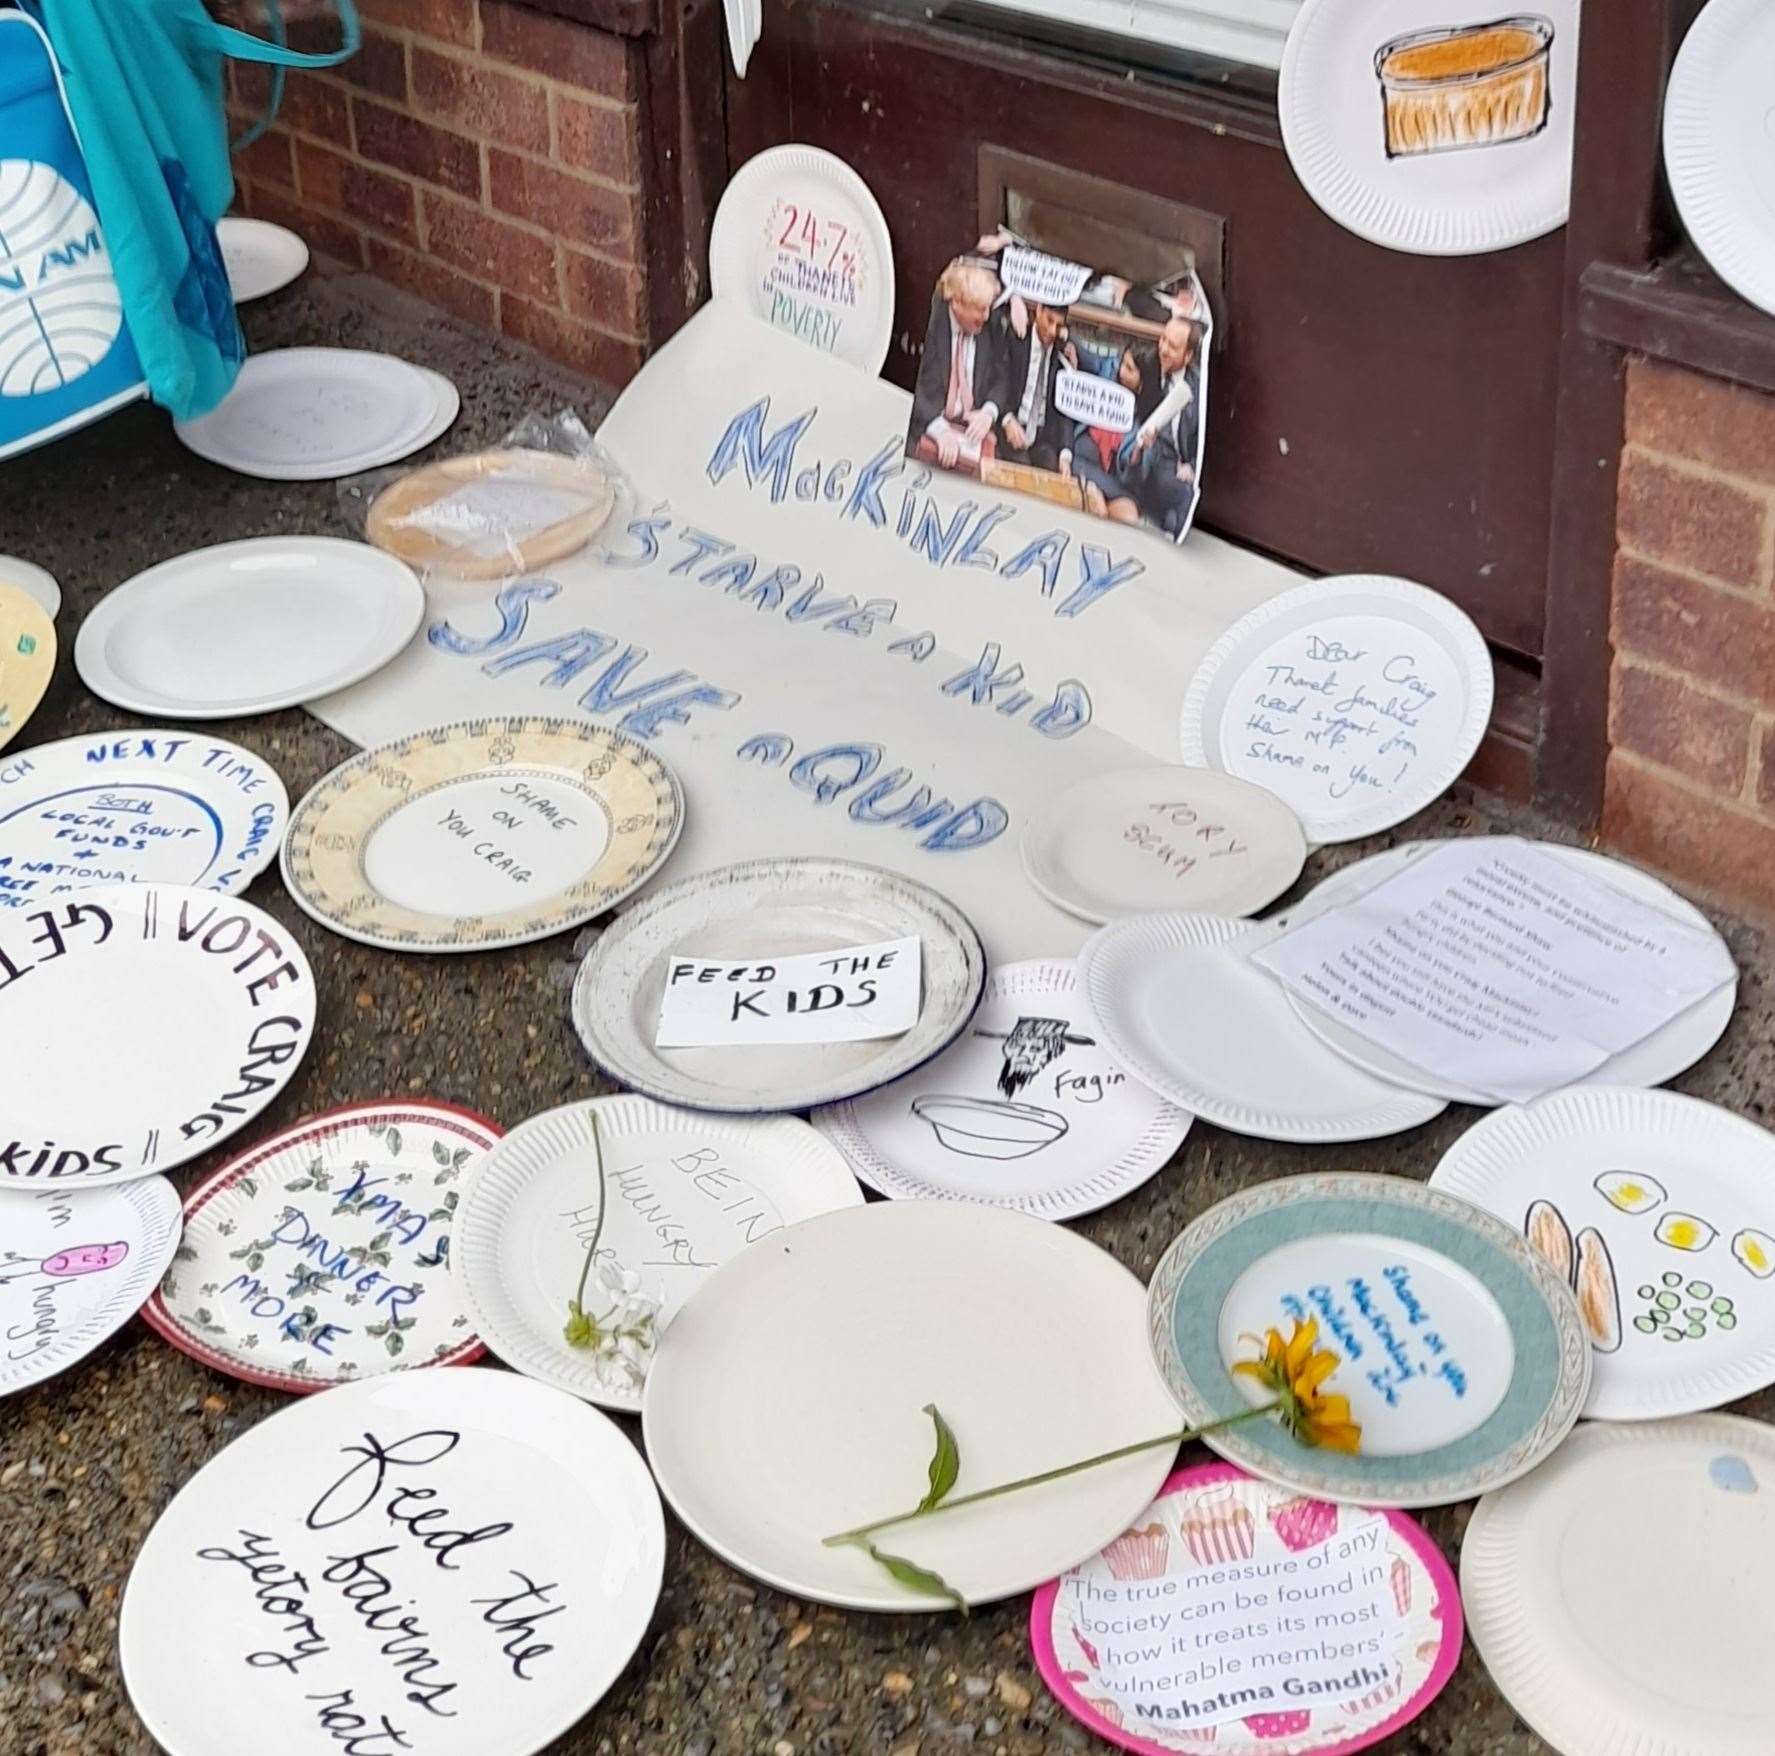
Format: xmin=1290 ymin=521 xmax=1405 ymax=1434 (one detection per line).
xmin=1234 ymin=1318 xmax=1363 ymax=1455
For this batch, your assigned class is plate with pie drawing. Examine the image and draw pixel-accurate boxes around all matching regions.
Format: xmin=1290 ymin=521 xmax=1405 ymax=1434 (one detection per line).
xmin=1280 ymin=0 xmax=1582 ymax=254
xmin=280 ymin=716 xmax=684 ymax=953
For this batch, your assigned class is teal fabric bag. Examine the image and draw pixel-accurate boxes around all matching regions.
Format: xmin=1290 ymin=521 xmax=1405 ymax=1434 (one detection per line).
xmin=21 ymin=0 xmax=360 ymax=419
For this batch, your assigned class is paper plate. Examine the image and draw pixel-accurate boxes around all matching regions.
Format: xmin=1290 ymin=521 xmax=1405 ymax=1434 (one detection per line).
xmin=216 ymin=215 xmax=310 ymax=304
xmin=1078 ymin=914 xmax=1446 ymax=1144
xmin=143 ymin=1101 xmax=498 ymax=1393
xmin=120 ymin=1366 xmax=666 ymax=1756
xmin=173 ymin=346 xmax=459 ymax=479
xmin=76 ymin=536 xmax=424 ymax=719
xmin=281 ymin=716 xmax=683 ymax=953
xmin=1665 ymin=0 xmax=1775 ymax=321
xmin=0 ymin=554 xmax=60 ymax=618
xmin=709 ymin=144 xmax=895 ymax=374
xmin=0 ymin=583 xmax=54 ymax=755
xmin=1279 ymin=837 xmax=1738 ymax=1105
xmin=811 ymin=959 xmax=1191 ymax=1219
xmin=1279 ymin=0 xmax=1581 ymax=255
xmin=0 ymin=883 xmax=315 ymax=1187
xmin=1430 ymin=1087 xmax=1775 ymax=1420
xmin=642 ymin=1199 xmax=1182 ymax=1610
xmin=1463 ymin=1414 xmax=1775 ymax=1756
xmin=1032 ymin=1462 xmax=1463 ymax=1756
xmin=454 ymin=1094 xmax=861 ymax=1413
xmin=573 ymin=856 xmax=988 ymax=1113
xmin=0 ymin=728 xmax=287 ymax=902
xmin=1180 ymin=576 xmax=1492 ymax=844
xmin=1148 ymin=1173 xmax=1590 ymax=1508
xmin=1021 ymin=767 xmax=1308 ymax=924
xmin=0 ymin=1178 xmax=181 ymax=1396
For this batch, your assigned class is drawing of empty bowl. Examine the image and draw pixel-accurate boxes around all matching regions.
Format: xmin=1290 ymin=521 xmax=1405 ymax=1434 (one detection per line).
xmin=910 ymin=1095 xmax=1069 ymax=1159
xmin=1375 ymin=15 xmax=1554 ymax=159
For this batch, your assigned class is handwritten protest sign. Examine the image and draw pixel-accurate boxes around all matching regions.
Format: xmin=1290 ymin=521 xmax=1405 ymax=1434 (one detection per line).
xmin=999 ymin=245 xmax=1093 ymax=306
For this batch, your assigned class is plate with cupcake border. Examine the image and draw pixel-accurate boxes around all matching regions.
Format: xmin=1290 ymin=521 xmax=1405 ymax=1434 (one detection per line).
xmin=1033 ymin=1461 xmax=1462 ymax=1756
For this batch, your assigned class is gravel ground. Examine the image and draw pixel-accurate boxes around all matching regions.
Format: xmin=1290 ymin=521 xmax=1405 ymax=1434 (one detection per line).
xmin=2 ymin=269 xmax=1770 ymax=1756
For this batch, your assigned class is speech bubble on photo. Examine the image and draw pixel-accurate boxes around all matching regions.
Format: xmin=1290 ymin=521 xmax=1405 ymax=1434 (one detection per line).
xmin=1054 ymin=368 xmax=1136 ymax=433
xmin=1000 ymin=246 xmax=1093 ymax=306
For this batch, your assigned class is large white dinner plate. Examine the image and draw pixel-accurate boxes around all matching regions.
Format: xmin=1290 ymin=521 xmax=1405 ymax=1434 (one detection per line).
xmin=0 ymin=883 xmax=315 ymax=1186
xmin=709 ymin=144 xmax=895 ymax=374
xmin=1078 ymin=912 xmax=1446 ymax=1143
xmin=1432 ymin=1088 xmax=1775 ymax=1420
xmin=120 ymin=1367 xmax=665 ymax=1756
xmin=572 ymin=857 xmax=987 ymax=1113
xmin=0 ymin=554 xmax=60 ymax=618
xmin=642 ymin=1200 xmax=1182 ymax=1610
xmin=454 ymin=1095 xmax=861 ymax=1413
xmin=812 ymin=959 xmax=1191 ymax=1219
xmin=1280 ymin=838 xmax=1738 ymax=1105
xmin=1180 ymin=575 xmax=1492 ymax=843
xmin=76 ymin=536 xmax=425 ymax=719
xmin=1280 ymin=0 xmax=1581 ymax=255
xmin=1665 ymin=0 xmax=1775 ymax=322
xmin=0 ymin=728 xmax=287 ymax=900
xmin=1463 ymin=1415 xmax=1775 ymax=1756
xmin=216 ymin=215 xmax=310 ymax=304
xmin=1 ymin=1178 xmax=181 ymax=1396
xmin=173 ymin=347 xmax=459 ymax=480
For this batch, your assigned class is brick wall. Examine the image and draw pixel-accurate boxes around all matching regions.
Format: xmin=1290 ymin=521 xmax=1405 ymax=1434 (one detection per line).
xmin=230 ymin=0 xmax=648 ymax=387
xmin=1603 ymin=357 xmax=1775 ymax=912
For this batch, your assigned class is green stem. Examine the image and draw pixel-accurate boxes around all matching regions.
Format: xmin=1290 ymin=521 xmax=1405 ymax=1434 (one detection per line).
xmin=570 ymin=1109 xmax=607 ymax=1313
xmin=822 ymin=1402 xmax=1278 ymax=1548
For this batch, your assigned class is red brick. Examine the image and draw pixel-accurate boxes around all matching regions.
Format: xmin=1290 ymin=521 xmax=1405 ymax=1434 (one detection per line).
xmin=411 ymin=47 xmax=549 ymax=153
xmin=1759 ymin=724 xmax=1775 ymax=813
xmin=1603 ymin=753 xmax=1775 ymax=918
xmin=561 ymin=247 xmax=645 ymax=336
xmin=501 ymin=295 xmax=644 ymax=388
xmin=365 ymin=237 xmax=499 ymax=328
xmin=1626 ymin=357 xmax=1775 ymax=490
xmin=554 ymin=94 xmax=639 ymax=187
xmin=1612 ymin=553 xmax=1775 ymax=710
xmin=357 ymin=0 xmax=478 ymax=47
xmin=295 ymin=142 xmax=419 ymax=246
xmin=1617 ymin=450 xmax=1767 ymax=590
xmin=353 ymin=99 xmax=481 ymax=199
xmin=488 ymin=149 xmax=635 ymax=257
xmin=1608 ymin=662 xmax=1751 ymax=795
xmin=238 ymin=181 xmax=366 ymax=269
xmin=233 ymin=128 xmax=296 ymax=191
xmin=276 ymin=74 xmax=352 ymax=141
xmin=328 ymin=30 xmax=408 ymax=102
xmin=481 ymin=1 xmax=633 ymax=97
xmin=422 ymin=191 xmax=558 ymax=305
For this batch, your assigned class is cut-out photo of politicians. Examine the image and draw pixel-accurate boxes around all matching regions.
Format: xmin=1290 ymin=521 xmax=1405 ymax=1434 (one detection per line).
xmin=906 ymin=231 xmax=1212 ymax=544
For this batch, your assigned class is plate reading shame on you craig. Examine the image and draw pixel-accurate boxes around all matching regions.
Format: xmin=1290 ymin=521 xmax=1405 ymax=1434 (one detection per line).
xmin=0 ymin=884 xmax=315 ymax=1186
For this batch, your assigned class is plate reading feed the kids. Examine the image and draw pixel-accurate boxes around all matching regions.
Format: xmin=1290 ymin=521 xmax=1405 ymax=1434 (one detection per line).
xmin=0 ymin=581 xmax=54 ymax=755
xmin=1033 ymin=1463 xmax=1462 ymax=1756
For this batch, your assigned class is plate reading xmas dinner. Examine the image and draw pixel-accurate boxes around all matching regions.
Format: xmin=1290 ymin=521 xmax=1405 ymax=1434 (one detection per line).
xmin=0 ymin=884 xmax=315 ymax=1186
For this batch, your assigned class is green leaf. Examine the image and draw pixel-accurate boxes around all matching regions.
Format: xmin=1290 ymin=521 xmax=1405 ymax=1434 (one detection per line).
xmin=386 ymin=1128 xmax=403 ymax=1157
xmin=918 ymin=1404 xmax=960 ymax=1513
xmin=866 ymin=1543 xmax=968 ymax=1615
xmin=432 ymin=1140 xmax=452 ymax=1166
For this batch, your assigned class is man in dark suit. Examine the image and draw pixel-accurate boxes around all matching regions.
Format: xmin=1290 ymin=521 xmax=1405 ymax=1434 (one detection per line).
xmin=995 ymin=301 xmax=1072 ymax=471
xmin=1130 ymin=315 xmax=1203 ymax=538
xmin=908 ymin=259 xmax=1002 ymax=473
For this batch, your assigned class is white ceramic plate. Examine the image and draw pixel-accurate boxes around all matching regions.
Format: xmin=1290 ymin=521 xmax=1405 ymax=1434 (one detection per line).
xmin=454 ymin=1094 xmax=862 ymax=1413
xmin=120 ymin=1367 xmax=666 ymax=1756
xmin=216 ymin=215 xmax=310 ymax=304
xmin=281 ymin=716 xmax=684 ymax=953
xmin=1462 ymin=1414 xmax=1775 ymax=1756
xmin=1280 ymin=0 xmax=1581 ymax=255
xmin=1281 ymin=837 xmax=1738 ymax=1105
xmin=1 ymin=1178 xmax=181 ymax=1396
xmin=76 ymin=536 xmax=424 ymax=719
xmin=709 ymin=144 xmax=895 ymax=374
xmin=0 ymin=728 xmax=287 ymax=901
xmin=144 ymin=1101 xmax=498 ymax=1393
xmin=1431 ymin=1088 xmax=1775 ymax=1420
xmin=1150 ymin=1172 xmax=1591 ymax=1508
xmin=0 ymin=882 xmax=315 ymax=1186
xmin=173 ymin=347 xmax=459 ymax=479
xmin=642 ymin=1200 xmax=1181 ymax=1610
xmin=812 ymin=959 xmax=1191 ymax=1219
xmin=0 ymin=554 xmax=59 ymax=618
xmin=572 ymin=857 xmax=988 ymax=1113
xmin=1078 ymin=913 xmax=1446 ymax=1143
xmin=1020 ymin=766 xmax=1307 ymax=924
xmin=0 ymin=583 xmax=54 ymax=755
xmin=1665 ymin=0 xmax=1775 ymax=321
xmin=1180 ymin=575 xmax=1492 ymax=843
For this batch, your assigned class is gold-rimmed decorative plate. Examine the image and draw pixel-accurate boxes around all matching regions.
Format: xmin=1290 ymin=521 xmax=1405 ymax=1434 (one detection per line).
xmin=280 ymin=715 xmax=684 ymax=953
